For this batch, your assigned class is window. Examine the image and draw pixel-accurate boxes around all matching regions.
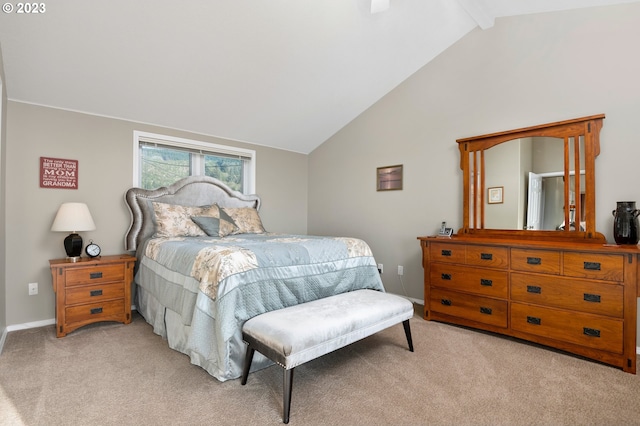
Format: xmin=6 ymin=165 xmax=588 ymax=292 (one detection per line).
xmin=133 ymin=131 xmax=256 ymax=193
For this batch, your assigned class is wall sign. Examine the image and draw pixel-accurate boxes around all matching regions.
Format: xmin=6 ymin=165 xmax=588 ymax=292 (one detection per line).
xmin=40 ymin=157 xmax=79 ymax=189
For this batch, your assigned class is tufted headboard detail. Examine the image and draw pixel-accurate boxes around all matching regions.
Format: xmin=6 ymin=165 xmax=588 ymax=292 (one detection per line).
xmin=124 ymin=176 xmax=261 ymax=252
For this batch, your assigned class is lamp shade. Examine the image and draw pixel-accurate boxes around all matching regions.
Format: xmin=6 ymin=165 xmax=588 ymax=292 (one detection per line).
xmin=51 ymin=202 xmax=96 ymax=232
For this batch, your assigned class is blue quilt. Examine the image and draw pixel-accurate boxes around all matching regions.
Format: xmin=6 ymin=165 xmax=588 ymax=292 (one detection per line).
xmin=135 ymin=233 xmax=385 ymax=381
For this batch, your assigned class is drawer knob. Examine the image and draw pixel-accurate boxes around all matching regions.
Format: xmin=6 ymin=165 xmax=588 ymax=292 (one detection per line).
xmin=90 ymin=289 xmax=103 ymax=297
xmin=583 ymin=262 xmax=601 ymax=271
xmin=440 ymin=299 xmax=452 ymax=306
xmin=480 ymin=253 xmax=493 ymax=260
xmin=583 ymin=293 xmax=601 ymax=303
xmin=90 ymin=307 xmax=103 ymax=315
xmin=583 ymin=327 xmax=601 ymax=338
xmin=526 ymin=316 xmax=541 ymax=325
xmin=441 ymin=249 xmax=452 ymax=257
xmin=480 ymin=307 xmax=492 ymax=315
xmin=526 ymin=285 xmax=542 ymax=294
xmin=480 ymin=279 xmax=493 ymax=287
xmin=90 ymin=272 xmax=103 ymax=279
xmin=441 ymin=273 xmax=452 ymax=280
xmin=526 ymin=257 xmax=541 ymax=265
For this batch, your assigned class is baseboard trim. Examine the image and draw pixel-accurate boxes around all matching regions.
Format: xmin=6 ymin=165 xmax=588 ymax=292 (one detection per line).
xmin=6 ymin=318 xmax=56 ymax=332
xmin=0 ymin=327 xmax=7 ymax=356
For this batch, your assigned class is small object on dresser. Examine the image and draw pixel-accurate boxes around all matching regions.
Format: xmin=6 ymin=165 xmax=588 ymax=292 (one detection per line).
xmin=612 ymin=201 xmax=640 ymax=245
xmin=85 ymin=240 xmax=101 ymax=258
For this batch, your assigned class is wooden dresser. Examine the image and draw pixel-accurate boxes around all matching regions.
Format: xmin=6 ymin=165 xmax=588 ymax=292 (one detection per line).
xmin=50 ymin=254 xmax=136 ymax=337
xmin=418 ymin=236 xmax=638 ymax=373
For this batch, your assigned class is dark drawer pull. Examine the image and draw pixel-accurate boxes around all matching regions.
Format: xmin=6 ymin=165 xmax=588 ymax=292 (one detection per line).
xmin=583 ymin=262 xmax=601 ymax=271
xmin=441 ymin=273 xmax=452 ymax=280
xmin=90 ymin=289 xmax=103 ymax=297
xmin=583 ymin=327 xmax=601 ymax=338
xmin=583 ymin=293 xmax=601 ymax=303
xmin=441 ymin=249 xmax=452 ymax=257
xmin=527 ymin=316 xmax=541 ymax=325
xmin=480 ymin=253 xmax=493 ymax=260
xmin=527 ymin=285 xmax=542 ymax=294
xmin=90 ymin=307 xmax=103 ymax=315
xmin=90 ymin=272 xmax=103 ymax=279
xmin=480 ymin=307 xmax=492 ymax=315
xmin=440 ymin=299 xmax=452 ymax=306
xmin=480 ymin=279 xmax=493 ymax=287
xmin=526 ymin=257 xmax=541 ymax=265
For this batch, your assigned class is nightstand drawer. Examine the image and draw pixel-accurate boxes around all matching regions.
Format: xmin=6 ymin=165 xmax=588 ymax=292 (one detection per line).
xmin=64 ymin=264 xmax=124 ymax=286
xmin=430 ymin=288 xmax=507 ymax=328
xmin=65 ymin=282 xmax=125 ymax=305
xmin=65 ymin=299 xmax=125 ymax=324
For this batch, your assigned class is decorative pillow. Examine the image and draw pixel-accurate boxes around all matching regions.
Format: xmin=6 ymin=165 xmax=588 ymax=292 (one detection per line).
xmin=222 ymin=207 xmax=266 ymax=234
xmin=191 ymin=211 xmax=238 ymax=237
xmin=152 ymin=202 xmax=219 ymax=237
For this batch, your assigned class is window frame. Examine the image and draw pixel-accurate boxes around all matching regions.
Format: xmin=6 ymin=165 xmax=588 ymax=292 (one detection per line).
xmin=132 ymin=131 xmax=256 ymax=194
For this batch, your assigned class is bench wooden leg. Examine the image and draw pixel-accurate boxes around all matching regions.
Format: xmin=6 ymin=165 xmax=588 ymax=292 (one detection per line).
xmin=403 ymin=320 xmax=414 ymax=352
xmin=241 ymin=346 xmax=255 ymax=385
xmin=283 ymin=368 xmax=294 ymax=424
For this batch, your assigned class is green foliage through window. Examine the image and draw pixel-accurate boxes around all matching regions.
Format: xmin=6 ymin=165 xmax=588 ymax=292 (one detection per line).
xmin=140 ymin=145 xmax=244 ymax=191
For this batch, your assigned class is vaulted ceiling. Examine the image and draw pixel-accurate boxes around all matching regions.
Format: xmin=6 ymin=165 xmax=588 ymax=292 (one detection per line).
xmin=1 ymin=0 xmax=636 ymax=153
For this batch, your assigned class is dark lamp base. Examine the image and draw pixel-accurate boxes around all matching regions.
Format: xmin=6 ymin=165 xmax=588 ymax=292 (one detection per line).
xmin=63 ymin=233 xmax=83 ymax=260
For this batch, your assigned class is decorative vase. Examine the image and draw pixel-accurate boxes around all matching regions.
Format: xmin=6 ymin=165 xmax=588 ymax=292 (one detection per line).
xmin=612 ymin=201 xmax=640 ymax=245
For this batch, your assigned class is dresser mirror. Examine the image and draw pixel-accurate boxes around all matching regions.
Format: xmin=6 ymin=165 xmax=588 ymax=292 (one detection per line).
xmin=457 ymin=114 xmax=605 ymax=242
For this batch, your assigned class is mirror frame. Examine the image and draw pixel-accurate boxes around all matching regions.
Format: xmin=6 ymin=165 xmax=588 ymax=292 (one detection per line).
xmin=457 ymin=114 xmax=606 ymax=243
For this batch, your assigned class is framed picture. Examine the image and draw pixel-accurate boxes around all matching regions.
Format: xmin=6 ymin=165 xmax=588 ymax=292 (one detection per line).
xmin=488 ymin=186 xmax=503 ymax=204
xmin=377 ymin=165 xmax=403 ymax=191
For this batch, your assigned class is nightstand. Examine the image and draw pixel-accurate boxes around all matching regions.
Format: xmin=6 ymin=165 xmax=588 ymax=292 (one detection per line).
xmin=49 ymin=254 xmax=136 ymax=337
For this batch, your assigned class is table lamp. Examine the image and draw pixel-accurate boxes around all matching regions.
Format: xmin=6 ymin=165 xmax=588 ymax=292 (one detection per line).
xmin=51 ymin=202 xmax=96 ymax=262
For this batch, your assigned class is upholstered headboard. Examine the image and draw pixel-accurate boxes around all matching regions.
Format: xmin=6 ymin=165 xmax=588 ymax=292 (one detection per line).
xmin=124 ymin=176 xmax=261 ymax=252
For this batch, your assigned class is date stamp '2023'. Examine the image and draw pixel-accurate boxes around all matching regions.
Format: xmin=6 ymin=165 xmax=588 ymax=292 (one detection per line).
xmin=2 ymin=2 xmax=46 ymax=13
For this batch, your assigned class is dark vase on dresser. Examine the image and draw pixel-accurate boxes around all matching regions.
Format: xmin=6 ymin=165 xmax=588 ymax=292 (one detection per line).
xmin=612 ymin=201 xmax=640 ymax=245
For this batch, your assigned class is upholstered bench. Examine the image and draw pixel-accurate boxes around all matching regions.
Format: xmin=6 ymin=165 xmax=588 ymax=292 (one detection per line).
xmin=240 ymin=289 xmax=414 ymax=423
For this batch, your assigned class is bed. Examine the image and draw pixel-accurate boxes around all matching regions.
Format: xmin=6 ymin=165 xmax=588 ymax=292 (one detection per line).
xmin=124 ymin=176 xmax=385 ymax=381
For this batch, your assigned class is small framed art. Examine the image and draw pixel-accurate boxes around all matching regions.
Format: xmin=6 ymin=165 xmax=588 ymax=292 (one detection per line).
xmin=377 ymin=165 xmax=403 ymax=191
xmin=488 ymin=186 xmax=503 ymax=204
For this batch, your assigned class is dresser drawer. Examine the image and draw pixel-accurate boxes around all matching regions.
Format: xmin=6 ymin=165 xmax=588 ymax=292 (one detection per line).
xmin=511 ymin=303 xmax=623 ymax=354
xmin=430 ymin=288 xmax=507 ymax=328
xmin=65 ymin=282 xmax=125 ymax=305
xmin=511 ymin=249 xmax=560 ymax=275
xmin=563 ymin=252 xmax=624 ymax=282
xmin=511 ymin=273 xmax=623 ymax=317
xmin=429 ymin=242 xmax=465 ymax=264
xmin=64 ymin=264 xmax=125 ymax=286
xmin=466 ymin=245 xmax=509 ymax=269
xmin=430 ymin=264 xmax=508 ymax=298
xmin=65 ymin=299 xmax=126 ymax=324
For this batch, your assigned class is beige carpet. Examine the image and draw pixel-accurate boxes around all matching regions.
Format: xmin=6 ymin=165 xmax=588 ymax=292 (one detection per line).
xmin=1 ymin=311 xmax=640 ymax=426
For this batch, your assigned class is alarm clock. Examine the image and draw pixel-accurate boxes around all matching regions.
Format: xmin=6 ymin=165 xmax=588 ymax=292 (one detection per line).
xmin=85 ymin=240 xmax=101 ymax=258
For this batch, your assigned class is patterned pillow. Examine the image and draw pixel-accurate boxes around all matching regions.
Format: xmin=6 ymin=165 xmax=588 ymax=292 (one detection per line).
xmin=191 ymin=210 xmax=238 ymax=237
xmin=222 ymin=207 xmax=266 ymax=234
xmin=152 ymin=202 xmax=219 ymax=237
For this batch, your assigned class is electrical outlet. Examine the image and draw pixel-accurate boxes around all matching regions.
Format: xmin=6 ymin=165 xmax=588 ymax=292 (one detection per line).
xmin=397 ymin=265 xmax=404 ymax=276
xmin=28 ymin=282 xmax=38 ymax=296
xmin=377 ymin=263 xmax=383 ymax=274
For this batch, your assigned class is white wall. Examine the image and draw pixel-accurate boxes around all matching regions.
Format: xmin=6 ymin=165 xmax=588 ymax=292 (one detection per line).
xmin=308 ymin=0 xmax=640 ymax=339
